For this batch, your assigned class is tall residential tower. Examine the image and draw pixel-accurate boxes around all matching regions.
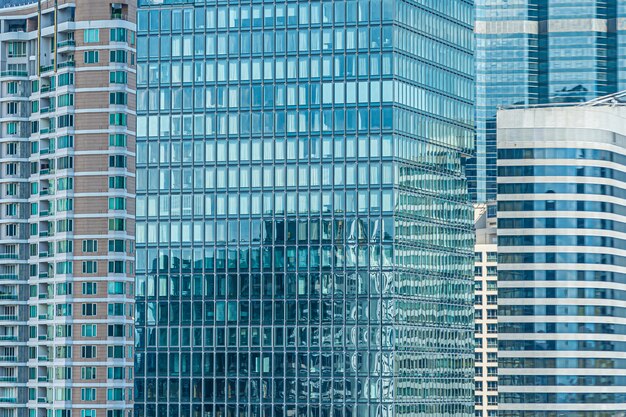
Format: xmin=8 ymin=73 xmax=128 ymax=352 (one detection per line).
xmin=0 ymin=0 xmax=136 ymax=416
xmin=134 ymin=1 xmax=476 ymax=416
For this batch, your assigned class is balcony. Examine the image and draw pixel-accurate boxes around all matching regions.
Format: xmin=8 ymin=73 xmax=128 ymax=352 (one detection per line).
xmin=39 ymin=65 xmax=53 ymax=74
xmin=0 ymin=336 xmax=17 ymax=342
xmin=0 ymin=71 xmax=27 ymax=78
xmin=0 ymin=356 xmax=16 ymax=362
xmin=0 ymin=275 xmax=17 ymax=281
xmin=57 ymin=61 xmax=75 ymax=70
xmin=0 ymin=397 xmax=16 ymax=403
xmin=0 ymin=316 xmax=18 ymax=322
xmin=0 ymin=295 xmax=17 ymax=300
xmin=0 ymin=254 xmax=17 ymax=260
xmin=0 ymin=377 xmax=16 ymax=382
xmin=57 ymin=40 xmax=75 ymax=48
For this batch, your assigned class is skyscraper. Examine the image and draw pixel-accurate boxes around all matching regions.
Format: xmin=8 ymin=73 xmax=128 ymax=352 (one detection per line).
xmin=0 ymin=0 xmax=136 ymax=416
xmin=497 ymin=93 xmax=626 ymax=416
xmin=473 ymin=203 xmax=498 ymax=417
xmin=472 ymin=0 xmax=625 ymax=203
xmin=134 ymin=1 xmax=475 ymax=416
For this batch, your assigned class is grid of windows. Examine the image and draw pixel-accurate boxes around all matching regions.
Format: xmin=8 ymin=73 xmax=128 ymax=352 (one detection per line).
xmin=135 ymin=1 xmax=475 ymax=416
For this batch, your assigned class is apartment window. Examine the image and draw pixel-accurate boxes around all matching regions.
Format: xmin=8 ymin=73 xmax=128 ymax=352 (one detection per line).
xmin=5 ymin=204 xmax=16 ymax=216
xmin=487 ymin=381 xmax=498 ymax=391
xmin=57 ymin=156 xmax=73 ymax=170
xmin=110 ymin=28 xmax=127 ymax=42
xmin=82 ymin=282 xmax=97 ymax=295
xmin=57 ymin=114 xmax=74 ymax=128
xmin=56 ymin=261 xmax=73 ymax=274
xmin=108 ymin=324 xmax=124 ymax=337
xmin=7 ymin=42 xmax=26 ymax=57
xmin=110 ymin=71 xmax=127 ymax=84
xmin=81 ymin=324 xmax=97 ymax=337
xmin=109 ymin=176 xmax=127 ymax=189
xmin=109 ymin=240 xmax=126 ymax=252
xmin=58 ymin=93 xmax=74 ymax=107
xmin=487 ymin=395 xmax=498 ymax=406
xmin=6 ymin=102 xmax=18 ymax=114
xmin=107 ymin=388 xmax=124 ymax=401
xmin=108 ymin=197 xmax=126 ymax=210
xmin=108 ymin=303 xmax=125 ymax=316
xmin=6 ymin=122 xmax=17 ymax=135
xmin=57 ymin=219 xmax=73 ymax=232
xmin=110 ymin=92 xmax=128 ymax=105
xmin=56 ymin=283 xmax=72 ymax=295
xmin=58 ymin=73 xmax=74 ymax=86
xmin=82 ymin=303 xmax=97 ymax=316
xmin=110 ymin=50 xmax=127 ymax=63
xmin=107 ymin=346 xmax=124 ymax=359
xmin=81 ymin=367 xmax=97 ymax=380
xmin=487 ymin=324 xmax=497 ymax=334
xmin=56 ymin=240 xmax=73 ymax=254
xmin=84 ymin=29 xmax=100 ymax=43
xmin=108 ymin=218 xmax=126 ymax=232
xmin=5 ymin=163 xmax=16 ymax=176
xmin=56 ymin=303 xmax=72 ymax=316
xmin=82 ymin=261 xmax=98 ymax=274
xmin=487 ymin=295 xmax=497 ymax=305
xmin=81 ymin=388 xmax=97 ymax=401
xmin=58 ymin=135 xmax=74 ymax=149
xmin=109 ymin=113 xmax=127 ymax=126
xmin=486 ymin=266 xmax=497 ymax=276
xmin=82 ymin=240 xmax=98 ymax=252
xmin=6 ymin=82 xmax=17 ymax=94
xmin=84 ymin=51 xmax=99 ymax=63
xmin=487 ymin=352 xmax=497 ymax=363
xmin=57 ymin=198 xmax=73 ymax=212
xmin=108 ymin=367 xmax=124 ymax=379
xmin=108 ymin=281 xmax=125 ymax=294
xmin=109 ymin=134 xmax=127 ymax=147
xmin=108 ymin=261 xmax=125 ymax=274
xmin=487 ymin=252 xmax=497 ymax=262
xmin=81 ymin=410 xmax=97 ymax=417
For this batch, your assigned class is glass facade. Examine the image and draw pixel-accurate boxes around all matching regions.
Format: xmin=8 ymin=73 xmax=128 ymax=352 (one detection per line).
xmin=472 ymin=0 xmax=626 ymax=202
xmin=134 ymin=1 xmax=475 ymax=416
xmin=497 ymin=103 xmax=626 ymax=417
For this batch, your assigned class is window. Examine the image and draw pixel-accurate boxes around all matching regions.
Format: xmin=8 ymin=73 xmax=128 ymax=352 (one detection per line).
xmin=110 ymin=50 xmax=127 ymax=63
xmin=107 ymin=388 xmax=124 ymax=401
xmin=109 ymin=218 xmax=126 ymax=231
xmin=108 ymin=303 xmax=125 ymax=316
xmin=108 ymin=240 xmax=126 ymax=252
xmin=82 ymin=240 xmax=98 ymax=252
xmin=109 ymin=155 xmax=127 ymax=168
xmin=109 ymin=113 xmax=127 ymax=126
xmin=84 ymin=29 xmax=100 ymax=43
xmin=108 ymin=324 xmax=124 ymax=337
xmin=109 ymin=176 xmax=126 ymax=189
xmin=81 ymin=367 xmax=97 ymax=379
xmin=56 ymin=198 xmax=73 ymax=212
xmin=109 ymin=134 xmax=126 ymax=147
xmin=6 ymin=82 xmax=17 ymax=94
xmin=81 ymin=388 xmax=97 ymax=401
xmin=56 ymin=303 xmax=72 ymax=316
xmin=82 ymin=261 xmax=97 ymax=274
xmin=81 ymin=324 xmax=97 ymax=337
xmin=81 ymin=410 xmax=97 ymax=417
xmin=107 ymin=346 xmax=124 ymax=359
xmin=7 ymin=42 xmax=26 ymax=57
xmin=58 ymin=73 xmax=74 ymax=86
xmin=6 ymin=102 xmax=18 ymax=115
xmin=57 ymin=135 xmax=74 ymax=149
xmin=110 ymin=71 xmax=127 ymax=84
xmin=56 ymin=261 xmax=73 ymax=274
xmin=82 ymin=282 xmax=97 ymax=295
xmin=109 ymin=197 xmax=126 ymax=210
xmin=84 ymin=51 xmax=99 ymax=63
xmin=57 ymin=219 xmax=73 ymax=232
xmin=110 ymin=28 xmax=126 ymax=42
xmin=108 ymin=282 xmax=125 ymax=295
xmin=109 ymin=92 xmax=127 ymax=105
xmin=108 ymin=261 xmax=125 ymax=274
xmin=82 ymin=303 xmax=97 ymax=316
xmin=107 ymin=367 xmax=124 ymax=379
xmin=57 ymin=114 xmax=74 ymax=128
xmin=57 ymin=93 xmax=74 ymax=107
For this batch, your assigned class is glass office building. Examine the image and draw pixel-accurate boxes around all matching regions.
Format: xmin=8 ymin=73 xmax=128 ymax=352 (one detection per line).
xmin=134 ymin=1 xmax=475 ymax=416
xmin=497 ymin=95 xmax=626 ymax=416
xmin=471 ymin=0 xmax=626 ymax=202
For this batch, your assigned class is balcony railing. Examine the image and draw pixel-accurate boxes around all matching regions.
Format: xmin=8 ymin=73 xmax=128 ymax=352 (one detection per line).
xmin=0 ymin=71 xmax=27 ymax=77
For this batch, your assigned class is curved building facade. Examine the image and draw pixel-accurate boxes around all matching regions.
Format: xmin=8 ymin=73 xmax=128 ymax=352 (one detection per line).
xmin=497 ymin=96 xmax=626 ymax=417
